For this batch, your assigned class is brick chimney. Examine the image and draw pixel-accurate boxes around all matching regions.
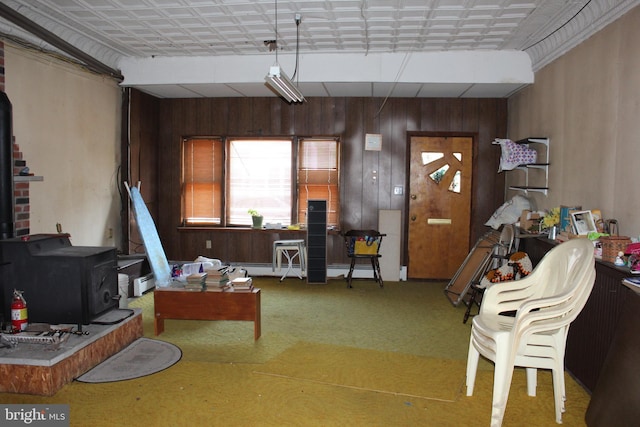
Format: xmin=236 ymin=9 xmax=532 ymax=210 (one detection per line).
xmin=1 ymin=41 xmax=31 ymax=237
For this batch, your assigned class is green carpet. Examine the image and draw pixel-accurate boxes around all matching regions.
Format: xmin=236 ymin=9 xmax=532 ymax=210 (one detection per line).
xmin=253 ymin=342 xmax=466 ymax=402
xmin=0 ymin=278 xmax=590 ymax=426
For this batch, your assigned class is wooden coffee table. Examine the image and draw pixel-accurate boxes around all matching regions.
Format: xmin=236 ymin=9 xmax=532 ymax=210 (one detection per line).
xmin=153 ymin=287 xmax=261 ymax=340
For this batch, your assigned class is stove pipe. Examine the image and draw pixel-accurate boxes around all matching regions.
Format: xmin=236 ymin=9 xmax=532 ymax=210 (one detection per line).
xmin=0 ymin=91 xmax=14 ymax=240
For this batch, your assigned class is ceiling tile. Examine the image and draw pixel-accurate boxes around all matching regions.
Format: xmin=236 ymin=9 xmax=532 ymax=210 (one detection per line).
xmin=0 ymin=0 xmax=636 ymax=98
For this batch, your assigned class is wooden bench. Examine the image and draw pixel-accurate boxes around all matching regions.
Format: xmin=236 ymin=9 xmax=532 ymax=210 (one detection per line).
xmin=153 ymin=287 xmax=261 ymax=340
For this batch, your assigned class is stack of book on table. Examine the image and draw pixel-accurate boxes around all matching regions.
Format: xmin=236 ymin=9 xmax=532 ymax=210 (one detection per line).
xmin=231 ymin=277 xmax=253 ymax=291
xmin=204 ymin=269 xmax=230 ymax=291
xmin=185 ymin=272 xmax=207 ymax=290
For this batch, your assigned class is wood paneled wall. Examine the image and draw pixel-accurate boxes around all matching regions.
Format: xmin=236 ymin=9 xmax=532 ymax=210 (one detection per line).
xmin=125 ymin=90 xmax=507 ymax=268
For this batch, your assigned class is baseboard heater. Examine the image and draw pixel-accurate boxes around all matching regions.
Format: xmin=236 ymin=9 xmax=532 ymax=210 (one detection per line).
xmin=237 ymin=263 xmax=407 ymax=281
xmin=133 ymin=273 xmax=155 ymax=296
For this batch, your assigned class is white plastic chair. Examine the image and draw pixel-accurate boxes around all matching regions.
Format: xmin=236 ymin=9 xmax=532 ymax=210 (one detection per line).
xmin=465 ymin=238 xmax=596 ymax=426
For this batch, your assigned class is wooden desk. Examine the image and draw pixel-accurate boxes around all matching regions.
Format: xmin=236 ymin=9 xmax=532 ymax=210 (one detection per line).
xmin=519 ymin=237 xmax=632 ymax=392
xmin=586 ymin=291 xmax=640 ymax=426
xmin=153 ymin=288 xmax=261 ymax=340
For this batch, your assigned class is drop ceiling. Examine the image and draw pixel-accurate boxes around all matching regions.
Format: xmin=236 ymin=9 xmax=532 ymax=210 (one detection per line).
xmin=0 ymin=0 xmax=637 ymax=99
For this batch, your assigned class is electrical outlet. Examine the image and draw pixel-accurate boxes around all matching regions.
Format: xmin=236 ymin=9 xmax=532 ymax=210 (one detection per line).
xmin=206 ymin=240 xmax=211 ymax=249
xmin=107 ymin=228 xmax=113 ymax=239
xmin=393 ymin=185 xmax=404 ymax=195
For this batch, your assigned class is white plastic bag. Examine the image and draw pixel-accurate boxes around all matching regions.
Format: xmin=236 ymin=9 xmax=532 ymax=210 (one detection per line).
xmin=493 ymin=138 xmax=537 ymax=172
xmin=485 ymin=195 xmax=531 ymax=229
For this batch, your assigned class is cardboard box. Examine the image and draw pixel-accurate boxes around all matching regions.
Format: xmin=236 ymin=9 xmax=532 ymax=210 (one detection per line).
xmin=520 ymin=210 xmax=541 ymax=232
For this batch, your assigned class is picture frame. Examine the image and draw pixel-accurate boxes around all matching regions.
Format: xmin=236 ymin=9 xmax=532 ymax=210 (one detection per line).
xmin=570 ymin=210 xmax=597 ymax=235
xmin=591 ymin=209 xmax=604 ymax=232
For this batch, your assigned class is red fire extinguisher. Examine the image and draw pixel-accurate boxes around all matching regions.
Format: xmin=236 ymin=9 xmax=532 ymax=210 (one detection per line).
xmin=11 ymin=289 xmax=28 ymax=332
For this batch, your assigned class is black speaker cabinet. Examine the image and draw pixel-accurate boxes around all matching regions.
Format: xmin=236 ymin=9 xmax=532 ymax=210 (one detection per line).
xmin=307 ymin=200 xmax=327 ymax=284
xmin=0 ymin=234 xmax=118 ymax=328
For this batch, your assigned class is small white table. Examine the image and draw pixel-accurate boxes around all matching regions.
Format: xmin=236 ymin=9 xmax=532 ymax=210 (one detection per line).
xmin=272 ymin=239 xmax=306 ymax=281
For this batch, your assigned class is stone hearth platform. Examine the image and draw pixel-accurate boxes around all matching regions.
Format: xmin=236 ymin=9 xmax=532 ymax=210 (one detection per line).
xmin=0 ymin=308 xmax=143 ymax=396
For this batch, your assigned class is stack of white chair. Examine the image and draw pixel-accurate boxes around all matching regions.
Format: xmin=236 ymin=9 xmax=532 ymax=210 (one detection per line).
xmin=465 ymin=238 xmax=596 ymax=426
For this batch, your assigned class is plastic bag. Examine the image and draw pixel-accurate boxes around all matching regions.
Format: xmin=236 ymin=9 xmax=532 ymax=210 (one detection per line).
xmin=493 ymin=138 xmax=537 ymax=172
xmin=485 ymin=195 xmax=531 ymax=230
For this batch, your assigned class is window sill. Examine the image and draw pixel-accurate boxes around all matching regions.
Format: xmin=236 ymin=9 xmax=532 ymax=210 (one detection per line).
xmin=177 ymin=226 xmax=342 ymax=235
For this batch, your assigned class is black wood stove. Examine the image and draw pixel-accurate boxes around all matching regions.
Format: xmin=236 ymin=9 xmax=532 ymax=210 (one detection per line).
xmin=0 ymin=234 xmax=118 ymax=329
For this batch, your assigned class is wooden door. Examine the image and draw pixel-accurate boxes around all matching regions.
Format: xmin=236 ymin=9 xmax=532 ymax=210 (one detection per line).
xmin=408 ymin=136 xmax=472 ymax=279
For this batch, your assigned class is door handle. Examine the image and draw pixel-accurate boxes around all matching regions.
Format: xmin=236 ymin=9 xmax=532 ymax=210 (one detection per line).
xmin=410 ymin=194 xmax=417 ymax=200
xmin=428 ymin=218 xmax=452 ymax=225
xmin=411 ymin=215 xmax=416 ymax=221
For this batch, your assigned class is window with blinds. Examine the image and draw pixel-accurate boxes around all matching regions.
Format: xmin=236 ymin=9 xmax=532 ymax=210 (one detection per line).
xmin=182 ymin=138 xmax=223 ymax=224
xmin=181 ymin=136 xmax=340 ymax=227
xmin=298 ymin=138 xmax=340 ymax=227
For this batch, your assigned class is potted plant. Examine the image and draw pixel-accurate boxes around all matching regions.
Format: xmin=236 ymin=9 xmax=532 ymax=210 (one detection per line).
xmin=541 ymin=207 xmax=560 ymax=239
xmin=248 ymin=209 xmax=263 ymax=229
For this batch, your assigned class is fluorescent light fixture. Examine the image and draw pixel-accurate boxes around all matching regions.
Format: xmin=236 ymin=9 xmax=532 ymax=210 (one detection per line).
xmin=265 ymin=65 xmax=305 ymax=103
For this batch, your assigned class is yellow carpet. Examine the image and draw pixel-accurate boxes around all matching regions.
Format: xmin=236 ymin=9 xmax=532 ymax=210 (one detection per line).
xmin=0 ymin=355 xmax=588 ymax=426
xmin=253 ymin=342 xmax=466 ymax=402
xmin=0 ymin=279 xmax=590 ymax=426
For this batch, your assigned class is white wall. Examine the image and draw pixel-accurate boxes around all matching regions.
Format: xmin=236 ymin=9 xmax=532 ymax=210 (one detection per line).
xmin=4 ymin=43 xmax=122 ymax=247
xmin=507 ymin=6 xmax=640 ymax=239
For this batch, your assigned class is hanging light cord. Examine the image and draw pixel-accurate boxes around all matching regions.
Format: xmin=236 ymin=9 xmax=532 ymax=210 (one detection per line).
xmin=274 ymin=0 xmax=278 ymax=64
xmin=292 ymin=16 xmax=301 ymax=81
